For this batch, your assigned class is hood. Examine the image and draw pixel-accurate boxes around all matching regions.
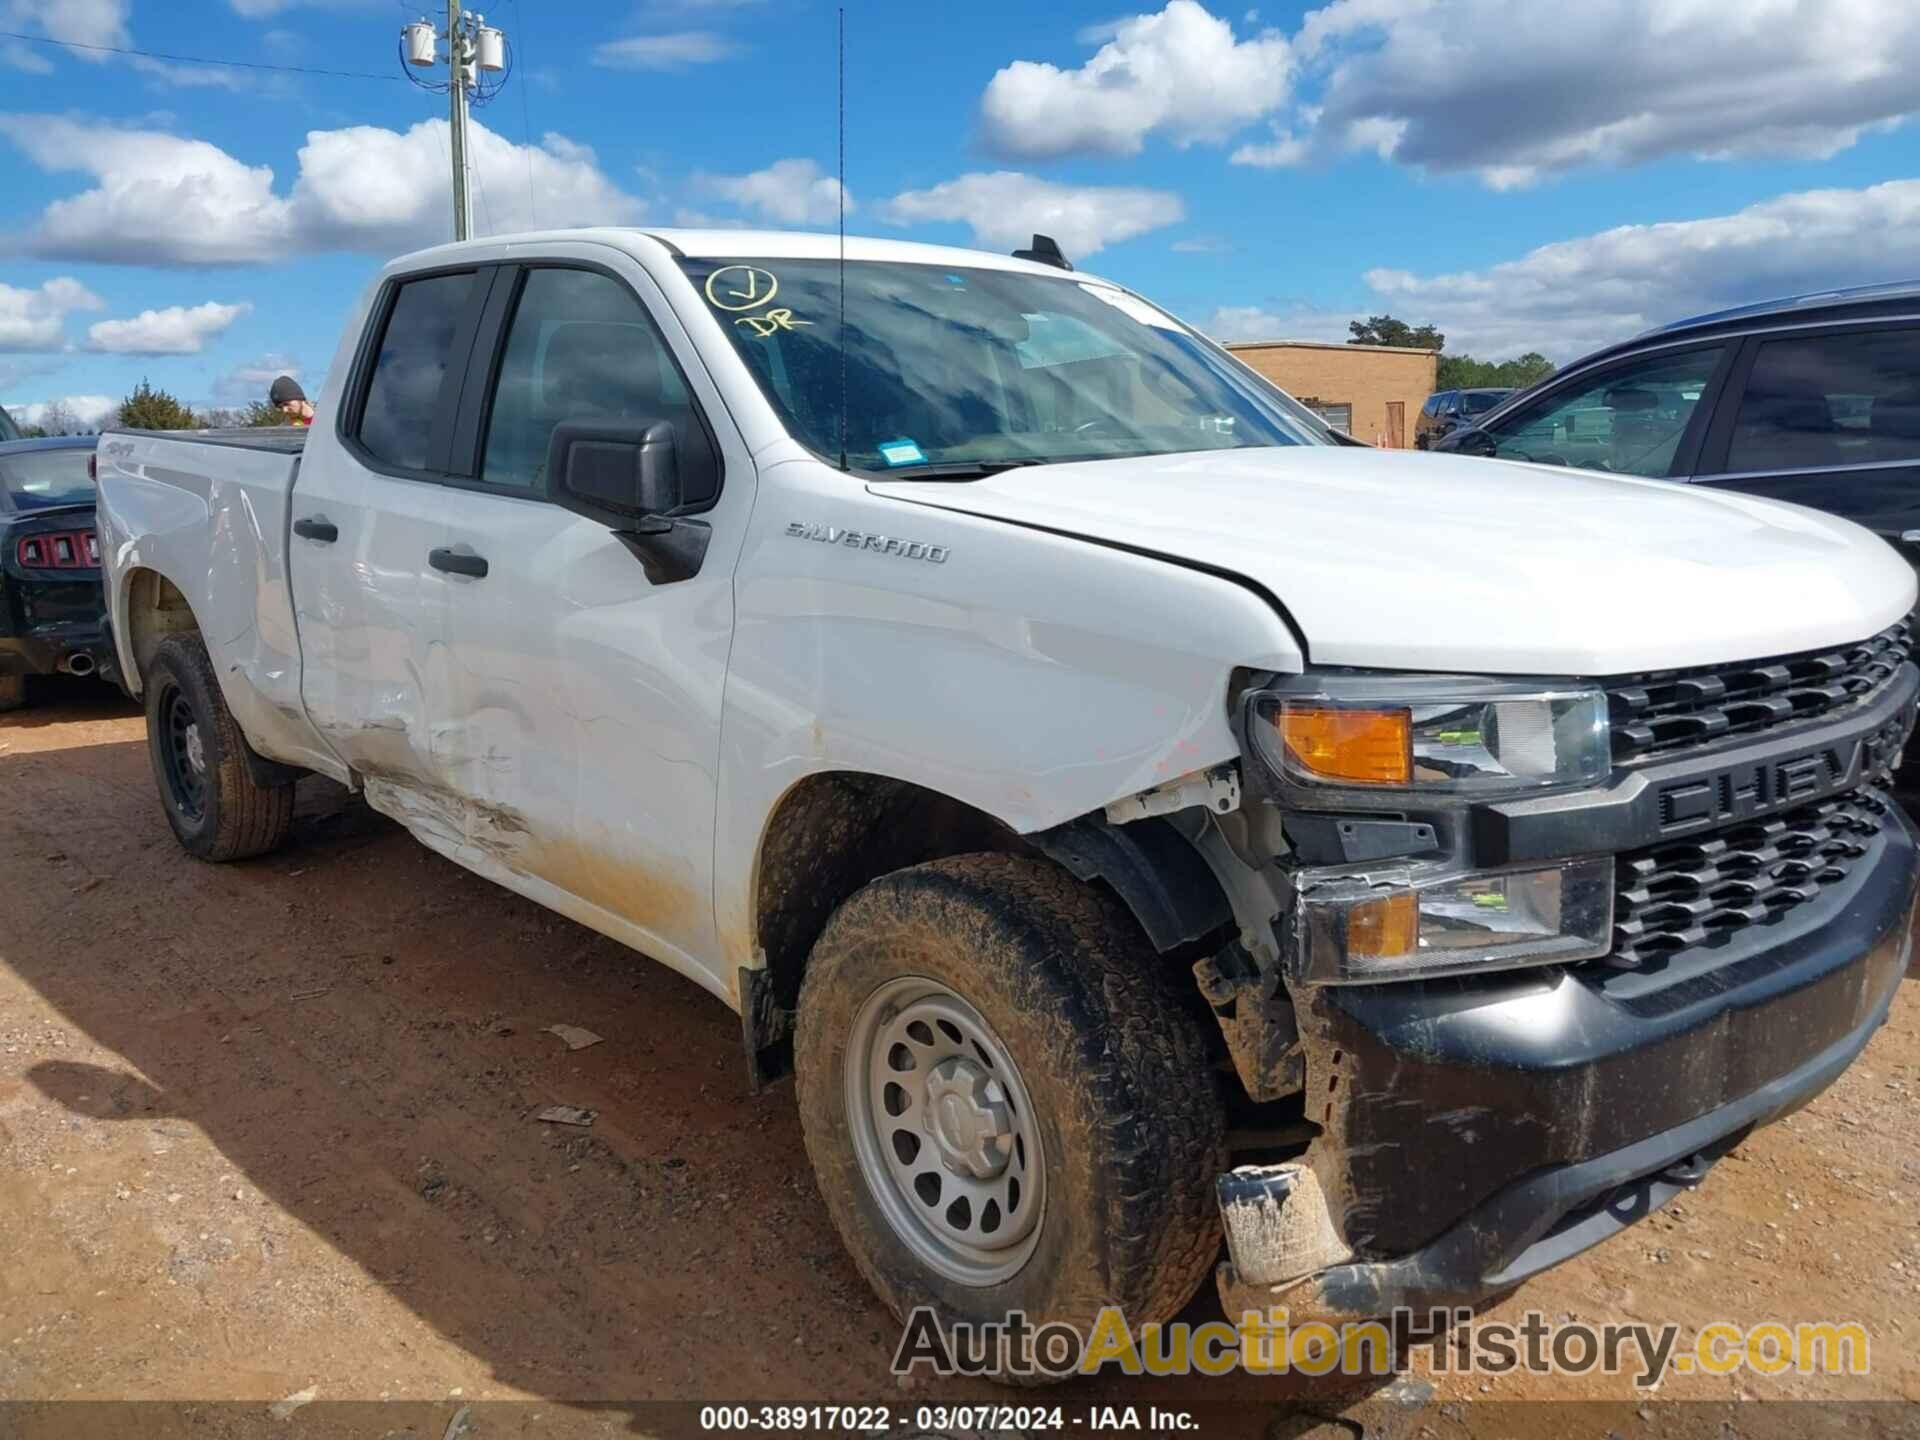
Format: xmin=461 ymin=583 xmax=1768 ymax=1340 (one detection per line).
xmin=870 ymin=447 xmax=1918 ymax=676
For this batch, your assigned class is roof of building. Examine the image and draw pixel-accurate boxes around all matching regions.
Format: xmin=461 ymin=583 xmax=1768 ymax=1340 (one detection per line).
xmin=1222 ymin=338 xmax=1440 ymax=357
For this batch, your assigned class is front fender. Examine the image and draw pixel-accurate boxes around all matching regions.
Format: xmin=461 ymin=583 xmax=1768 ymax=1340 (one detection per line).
xmin=712 ymin=458 xmax=1303 ymax=976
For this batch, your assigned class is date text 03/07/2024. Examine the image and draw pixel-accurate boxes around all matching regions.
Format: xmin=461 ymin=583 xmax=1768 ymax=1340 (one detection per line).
xmin=695 ymin=1405 xmax=1198 ymax=1432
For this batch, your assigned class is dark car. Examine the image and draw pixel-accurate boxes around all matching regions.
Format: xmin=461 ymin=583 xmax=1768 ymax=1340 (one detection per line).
xmin=1414 ymin=386 xmax=1510 ymax=448
xmin=1433 ymin=282 xmax=1920 ymax=573
xmin=0 ymin=436 xmax=114 ymax=711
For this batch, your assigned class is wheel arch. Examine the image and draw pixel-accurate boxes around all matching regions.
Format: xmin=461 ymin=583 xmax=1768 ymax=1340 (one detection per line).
xmin=119 ymin=565 xmax=201 ymax=696
xmin=741 ymin=768 xmax=1237 ymax=1088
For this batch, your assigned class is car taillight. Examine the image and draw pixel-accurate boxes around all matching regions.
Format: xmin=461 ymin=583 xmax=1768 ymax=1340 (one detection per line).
xmin=16 ymin=529 xmax=97 ymax=569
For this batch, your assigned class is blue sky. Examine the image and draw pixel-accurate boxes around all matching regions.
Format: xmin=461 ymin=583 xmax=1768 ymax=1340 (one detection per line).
xmin=4 ymin=0 xmax=1920 ymax=427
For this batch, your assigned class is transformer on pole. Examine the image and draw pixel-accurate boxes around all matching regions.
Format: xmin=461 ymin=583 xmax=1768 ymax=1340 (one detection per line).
xmin=400 ymin=7 xmax=512 ymax=243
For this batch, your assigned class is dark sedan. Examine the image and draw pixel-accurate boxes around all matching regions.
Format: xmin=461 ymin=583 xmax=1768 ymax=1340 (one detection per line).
xmin=0 ymin=436 xmax=114 ymax=711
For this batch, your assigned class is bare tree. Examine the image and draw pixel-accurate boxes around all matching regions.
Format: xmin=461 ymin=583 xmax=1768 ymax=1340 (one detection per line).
xmin=38 ymin=400 xmax=83 ymax=436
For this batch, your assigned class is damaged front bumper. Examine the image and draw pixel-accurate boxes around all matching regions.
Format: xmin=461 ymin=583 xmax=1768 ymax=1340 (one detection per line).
xmin=1216 ymin=796 xmax=1919 ymax=1320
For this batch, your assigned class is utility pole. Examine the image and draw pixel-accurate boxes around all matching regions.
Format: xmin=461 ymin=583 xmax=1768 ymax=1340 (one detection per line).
xmin=447 ymin=0 xmax=471 ymax=242
xmin=402 ymin=9 xmax=508 ymax=243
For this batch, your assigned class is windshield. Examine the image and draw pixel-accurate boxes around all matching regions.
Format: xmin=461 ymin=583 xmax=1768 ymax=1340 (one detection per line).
xmin=0 ymin=447 xmax=94 ymax=509
xmin=680 ymin=258 xmax=1324 ymax=472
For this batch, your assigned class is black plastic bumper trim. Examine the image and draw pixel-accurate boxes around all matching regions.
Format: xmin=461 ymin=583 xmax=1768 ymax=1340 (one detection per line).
xmin=1299 ymin=880 xmax=1915 ymax=1318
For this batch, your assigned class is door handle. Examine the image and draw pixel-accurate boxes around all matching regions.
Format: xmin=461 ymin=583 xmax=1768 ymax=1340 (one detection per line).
xmin=292 ymin=517 xmax=338 ymax=543
xmin=429 ymin=547 xmax=488 ymax=579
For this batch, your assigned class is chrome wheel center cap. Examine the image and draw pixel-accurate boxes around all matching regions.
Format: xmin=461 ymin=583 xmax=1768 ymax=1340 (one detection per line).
xmin=184 ymin=723 xmax=207 ymax=775
xmin=923 ymin=1056 xmax=1012 ymax=1180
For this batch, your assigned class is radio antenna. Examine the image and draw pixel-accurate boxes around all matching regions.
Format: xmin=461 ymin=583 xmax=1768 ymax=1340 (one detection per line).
xmin=836 ymin=5 xmax=848 ymax=473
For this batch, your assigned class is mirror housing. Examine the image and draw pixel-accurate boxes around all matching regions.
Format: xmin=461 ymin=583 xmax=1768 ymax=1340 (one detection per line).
xmin=1442 ymin=425 xmax=1496 ymax=457
xmin=545 ymin=419 xmax=680 ymax=527
xmin=543 ymin=418 xmax=719 ymax=584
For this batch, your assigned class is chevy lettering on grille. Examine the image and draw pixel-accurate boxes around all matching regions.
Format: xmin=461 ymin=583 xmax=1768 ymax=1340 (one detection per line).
xmin=1655 ymin=703 xmax=1915 ymax=836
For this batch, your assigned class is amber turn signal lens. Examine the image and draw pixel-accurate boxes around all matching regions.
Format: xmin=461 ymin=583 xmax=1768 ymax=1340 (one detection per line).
xmin=1275 ymin=705 xmax=1412 ymax=785
xmin=1346 ymin=892 xmax=1418 ymax=959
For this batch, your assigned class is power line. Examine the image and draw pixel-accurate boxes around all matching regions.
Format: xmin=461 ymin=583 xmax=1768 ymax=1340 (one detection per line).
xmin=0 ymin=28 xmax=403 ymax=81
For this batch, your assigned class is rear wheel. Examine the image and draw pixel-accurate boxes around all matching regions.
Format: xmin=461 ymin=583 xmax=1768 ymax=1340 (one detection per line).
xmin=794 ymin=854 xmax=1227 ymax=1379
xmin=0 ymin=674 xmax=25 ymax=712
xmin=144 ymin=634 xmax=294 ymax=861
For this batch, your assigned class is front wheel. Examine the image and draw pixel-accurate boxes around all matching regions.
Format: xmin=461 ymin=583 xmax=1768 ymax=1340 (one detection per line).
xmin=794 ymin=854 xmax=1227 ymax=1378
xmin=144 ymin=633 xmax=294 ymax=861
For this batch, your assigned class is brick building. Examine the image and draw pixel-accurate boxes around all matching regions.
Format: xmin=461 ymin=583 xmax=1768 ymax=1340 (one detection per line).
xmin=1224 ymin=339 xmax=1439 ymax=449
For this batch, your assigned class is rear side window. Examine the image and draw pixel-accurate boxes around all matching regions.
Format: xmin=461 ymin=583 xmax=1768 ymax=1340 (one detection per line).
xmin=1726 ymin=328 xmax=1920 ymax=473
xmin=358 ymin=271 xmax=477 ymax=471
xmin=479 ymin=267 xmax=708 ymax=492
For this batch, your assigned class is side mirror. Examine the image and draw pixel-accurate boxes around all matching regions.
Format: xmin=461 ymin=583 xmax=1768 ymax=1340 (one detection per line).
xmin=545 ymin=419 xmax=681 ymax=526
xmin=1444 ymin=425 xmax=1496 ymax=457
xmin=543 ymin=418 xmax=718 ymax=584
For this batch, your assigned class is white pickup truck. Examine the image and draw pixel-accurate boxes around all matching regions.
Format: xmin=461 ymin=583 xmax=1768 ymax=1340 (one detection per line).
xmin=97 ymin=228 xmax=1920 ymax=1372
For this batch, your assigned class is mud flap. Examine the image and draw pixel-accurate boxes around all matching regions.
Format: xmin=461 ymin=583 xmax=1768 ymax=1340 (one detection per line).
xmin=739 ymin=964 xmax=793 ymax=1092
xmin=1217 ymin=1161 xmax=1353 ymax=1287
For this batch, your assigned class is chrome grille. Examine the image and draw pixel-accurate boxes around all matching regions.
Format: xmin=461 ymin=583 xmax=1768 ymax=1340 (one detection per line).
xmin=1608 ymin=788 xmax=1893 ymax=971
xmin=1607 ymin=623 xmax=1911 ymax=764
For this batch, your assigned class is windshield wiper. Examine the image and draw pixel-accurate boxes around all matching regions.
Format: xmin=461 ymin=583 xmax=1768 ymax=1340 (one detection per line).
xmin=868 ymin=458 xmax=1050 ymax=481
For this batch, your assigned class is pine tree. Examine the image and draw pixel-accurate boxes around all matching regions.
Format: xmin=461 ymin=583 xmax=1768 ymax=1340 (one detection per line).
xmin=117 ymin=380 xmax=199 ymax=431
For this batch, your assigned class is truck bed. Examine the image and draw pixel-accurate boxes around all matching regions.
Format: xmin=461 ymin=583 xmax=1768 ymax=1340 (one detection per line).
xmin=112 ymin=427 xmax=308 ymax=455
xmin=95 ymin=424 xmax=330 ymax=780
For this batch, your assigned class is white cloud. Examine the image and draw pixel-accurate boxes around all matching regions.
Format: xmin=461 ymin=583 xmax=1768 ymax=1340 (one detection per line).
xmin=289 ymin=121 xmax=644 ymax=252
xmin=0 ymin=114 xmax=644 ymax=265
xmin=982 ymin=1 xmax=1291 ymax=158
xmin=5 ymin=394 xmax=117 ymax=430
xmin=989 ymin=2 xmax=1920 ymax=184
xmin=1298 ymin=178 xmax=1920 ymax=362
xmin=213 ymin=352 xmax=299 ymax=405
xmin=1240 ymin=0 xmax=1920 ymax=185
xmin=1202 ymin=302 xmax=1356 ymax=344
xmin=86 ymin=301 xmax=250 ymax=356
xmin=3 ymin=40 xmax=54 ymax=73
xmin=0 ymin=1 xmax=256 ymax=88
xmin=880 ymin=172 xmax=1185 ymax=257
xmin=0 ymin=0 xmax=130 ymax=53
xmin=0 ymin=277 xmax=105 ymax=352
xmin=593 ymin=32 xmax=740 ymax=69
xmin=698 ymin=158 xmax=849 ymax=227
xmin=0 ymin=116 xmax=289 ymax=263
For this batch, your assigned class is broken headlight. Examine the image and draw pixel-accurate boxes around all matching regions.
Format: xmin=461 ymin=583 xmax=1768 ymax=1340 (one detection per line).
xmin=1292 ymin=858 xmax=1615 ymax=984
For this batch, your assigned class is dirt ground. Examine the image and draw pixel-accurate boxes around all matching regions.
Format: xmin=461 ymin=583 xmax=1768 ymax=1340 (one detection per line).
xmin=2 ymin=684 xmax=1917 ymax=1439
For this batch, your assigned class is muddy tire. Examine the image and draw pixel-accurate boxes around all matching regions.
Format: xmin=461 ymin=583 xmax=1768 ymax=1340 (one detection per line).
xmin=0 ymin=674 xmax=25 ymax=713
xmin=144 ymin=633 xmax=294 ymax=861
xmin=794 ymin=853 xmax=1227 ymax=1379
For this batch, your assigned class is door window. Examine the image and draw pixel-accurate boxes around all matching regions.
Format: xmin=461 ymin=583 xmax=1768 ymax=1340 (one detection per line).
xmin=1486 ymin=348 xmax=1722 ymax=477
xmin=1724 ymin=327 xmax=1920 ymax=473
xmin=480 ymin=267 xmax=706 ymax=491
xmin=358 ymin=271 xmax=478 ymax=472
